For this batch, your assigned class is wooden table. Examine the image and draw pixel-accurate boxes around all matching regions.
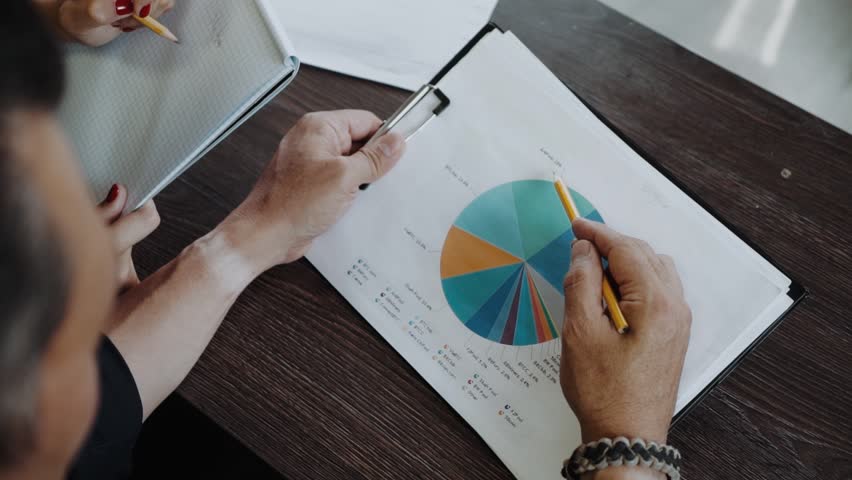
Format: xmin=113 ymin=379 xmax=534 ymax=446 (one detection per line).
xmin=134 ymin=0 xmax=852 ymax=478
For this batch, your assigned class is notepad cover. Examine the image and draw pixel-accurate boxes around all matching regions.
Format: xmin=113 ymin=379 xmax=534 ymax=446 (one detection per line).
xmin=60 ymin=0 xmax=296 ymax=209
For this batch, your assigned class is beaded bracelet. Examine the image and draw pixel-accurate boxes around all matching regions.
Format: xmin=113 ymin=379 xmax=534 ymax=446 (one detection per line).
xmin=561 ymin=437 xmax=681 ymax=479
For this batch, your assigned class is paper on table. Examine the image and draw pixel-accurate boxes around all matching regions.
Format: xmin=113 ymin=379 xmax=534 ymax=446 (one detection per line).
xmin=265 ymin=0 xmax=498 ymax=90
xmin=60 ymin=0 xmax=297 ymax=210
xmin=307 ymin=30 xmax=792 ymax=478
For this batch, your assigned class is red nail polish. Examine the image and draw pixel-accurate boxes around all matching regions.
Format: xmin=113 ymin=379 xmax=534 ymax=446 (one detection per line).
xmin=139 ymin=3 xmax=151 ymax=18
xmin=106 ymin=184 xmax=119 ymax=203
xmin=122 ymin=27 xmax=135 ymax=32
xmin=115 ymin=0 xmax=134 ymax=16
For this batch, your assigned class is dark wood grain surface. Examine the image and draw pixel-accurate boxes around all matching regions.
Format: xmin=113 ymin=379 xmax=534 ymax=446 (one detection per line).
xmin=133 ymin=0 xmax=852 ymax=478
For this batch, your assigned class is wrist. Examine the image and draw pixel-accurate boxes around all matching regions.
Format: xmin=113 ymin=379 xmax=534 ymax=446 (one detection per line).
xmin=565 ymin=437 xmax=680 ymax=480
xmin=215 ymin=206 xmax=298 ymax=274
xmin=182 ymin=222 xmax=267 ymax=296
xmin=583 ymin=467 xmax=666 ymax=480
xmin=580 ymin=418 xmax=670 ymax=445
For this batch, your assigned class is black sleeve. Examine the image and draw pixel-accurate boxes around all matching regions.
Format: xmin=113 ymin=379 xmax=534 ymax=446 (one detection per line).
xmin=68 ymin=336 xmax=143 ymax=480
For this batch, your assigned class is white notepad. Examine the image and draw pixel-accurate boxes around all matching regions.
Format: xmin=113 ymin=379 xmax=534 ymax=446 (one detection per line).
xmin=307 ymin=28 xmax=799 ymax=479
xmin=269 ymin=0 xmax=497 ymax=90
xmin=60 ymin=0 xmax=298 ymax=209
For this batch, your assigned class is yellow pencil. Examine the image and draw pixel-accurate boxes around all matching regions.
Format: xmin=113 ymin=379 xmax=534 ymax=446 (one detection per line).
xmin=133 ymin=14 xmax=179 ymax=44
xmin=553 ymin=175 xmax=630 ymax=334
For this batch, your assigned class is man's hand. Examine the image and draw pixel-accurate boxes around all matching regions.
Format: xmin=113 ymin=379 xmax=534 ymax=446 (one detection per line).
xmin=108 ymin=110 xmax=403 ymax=417
xmin=222 ymin=110 xmax=405 ymax=274
xmin=560 ymin=218 xmax=691 ymax=445
xmin=36 ymin=0 xmax=175 ymax=46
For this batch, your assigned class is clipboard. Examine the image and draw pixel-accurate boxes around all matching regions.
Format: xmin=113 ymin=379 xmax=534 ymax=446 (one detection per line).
xmin=370 ymin=22 xmax=807 ymax=424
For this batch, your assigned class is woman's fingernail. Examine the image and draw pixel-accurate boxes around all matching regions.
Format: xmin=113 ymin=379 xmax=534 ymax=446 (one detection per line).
xmin=139 ymin=3 xmax=151 ymax=17
xmin=115 ymin=0 xmax=134 ymax=16
xmin=106 ymin=184 xmax=119 ymax=203
xmin=122 ymin=27 xmax=135 ymax=32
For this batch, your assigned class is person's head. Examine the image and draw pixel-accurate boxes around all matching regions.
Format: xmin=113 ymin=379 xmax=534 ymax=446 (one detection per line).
xmin=0 ymin=0 xmax=115 ymax=477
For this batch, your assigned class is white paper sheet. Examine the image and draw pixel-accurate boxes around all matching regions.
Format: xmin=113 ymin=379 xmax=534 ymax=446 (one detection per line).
xmin=266 ymin=0 xmax=498 ymax=90
xmin=307 ymin=30 xmax=793 ymax=479
xmin=60 ymin=0 xmax=297 ymax=209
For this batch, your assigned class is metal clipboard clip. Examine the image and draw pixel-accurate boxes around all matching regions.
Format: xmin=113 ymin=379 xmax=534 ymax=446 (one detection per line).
xmin=371 ymin=84 xmax=450 ymax=142
xmin=360 ymin=84 xmax=451 ymax=190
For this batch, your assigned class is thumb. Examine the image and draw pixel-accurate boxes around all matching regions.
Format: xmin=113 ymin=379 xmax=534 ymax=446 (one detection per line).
xmin=349 ymin=132 xmax=406 ymax=185
xmin=563 ymin=239 xmax=608 ymax=336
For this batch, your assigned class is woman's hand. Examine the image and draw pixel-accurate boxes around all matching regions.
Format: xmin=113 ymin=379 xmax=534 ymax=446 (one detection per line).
xmin=560 ymin=218 xmax=692 ymax=445
xmin=219 ymin=110 xmax=405 ymax=274
xmin=97 ymin=184 xmax=160 ymax=293
xmin=44 ymin=0 xmax=175 ymax=46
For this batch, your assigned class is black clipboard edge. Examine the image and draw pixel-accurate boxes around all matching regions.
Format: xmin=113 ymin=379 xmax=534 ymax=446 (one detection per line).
xmin=672 ymin=288 xmax=806 ymax=424
xmin=430 ymin=23 xmax=505 ymax=85
xmin=429 ymin=22 xmax=808 ymax=424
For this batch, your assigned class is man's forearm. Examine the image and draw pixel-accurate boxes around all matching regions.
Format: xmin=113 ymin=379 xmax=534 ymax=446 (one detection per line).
xmin=107 ymin=219 xmax=266 ymax=419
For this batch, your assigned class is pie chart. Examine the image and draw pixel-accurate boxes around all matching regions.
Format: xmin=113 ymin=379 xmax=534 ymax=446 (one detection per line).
xmin=440 ymin=179 xmax=604 ymax=346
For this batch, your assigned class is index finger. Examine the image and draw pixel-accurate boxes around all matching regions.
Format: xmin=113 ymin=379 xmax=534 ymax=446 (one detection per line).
xmin=338 ymin=110 xmax=384 ymax=140
xmin=571 ymin=218 xmax=658 ymax=285
xmin=304 ymin=110 xmax=383 ymax=152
